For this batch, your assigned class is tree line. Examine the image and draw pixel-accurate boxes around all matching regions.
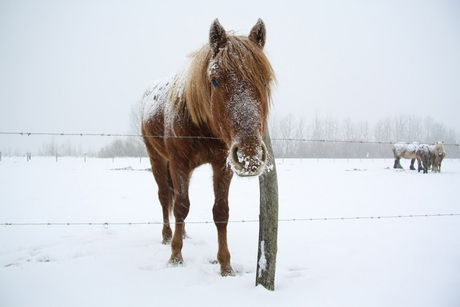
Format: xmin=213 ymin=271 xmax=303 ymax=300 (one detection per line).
xmin=30 ymin=109 xmax=458 ymax=159
xmin=96 ymin=112 xmax=459 ymax=159
xmin=269 ymin=113 xmax=459 ymax=158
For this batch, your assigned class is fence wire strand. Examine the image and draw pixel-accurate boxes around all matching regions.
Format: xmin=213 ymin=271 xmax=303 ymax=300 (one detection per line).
xmin=0 ymin=131 xmax=220 ymax=140
xmin=1 ymin=131 xmax=459 ymax=146
xmin=2 ymin=213 xmax=459 ymax=227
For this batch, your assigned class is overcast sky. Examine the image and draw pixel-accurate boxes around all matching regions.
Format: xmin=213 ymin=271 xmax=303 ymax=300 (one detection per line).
xmin=1 ymin=0 xmax=459 ymax=153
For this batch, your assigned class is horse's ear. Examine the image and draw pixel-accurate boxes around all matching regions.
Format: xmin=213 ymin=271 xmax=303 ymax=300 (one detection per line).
xmin=209 ymin=19 xmax=227 ymax=56
xmin=249 ymin=18 xmax=266 ymax=48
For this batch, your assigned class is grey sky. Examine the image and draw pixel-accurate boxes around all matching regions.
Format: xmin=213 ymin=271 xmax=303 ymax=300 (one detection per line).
xmin=1 ymin=0 xmax=459 ymax=153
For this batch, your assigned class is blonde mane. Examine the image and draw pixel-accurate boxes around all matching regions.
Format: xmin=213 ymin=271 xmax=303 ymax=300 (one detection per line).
xmin=168 ymin=35 xmax=276 ymax=125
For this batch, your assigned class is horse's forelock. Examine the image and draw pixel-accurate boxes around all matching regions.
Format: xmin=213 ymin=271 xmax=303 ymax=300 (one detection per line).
xmin=169 ymin=34 xmax=275 ymax=126
xmin=220 ymin=36 xmax=275 ymax=101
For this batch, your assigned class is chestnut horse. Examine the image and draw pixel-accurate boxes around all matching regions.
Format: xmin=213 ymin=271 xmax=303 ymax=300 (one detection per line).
xmin=141 ymin=19 xmax=275 ymax=276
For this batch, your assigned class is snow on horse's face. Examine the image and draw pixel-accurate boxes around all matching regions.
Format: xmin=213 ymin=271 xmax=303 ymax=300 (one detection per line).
xmin=207 ymin=19 xmax=272 ymax=176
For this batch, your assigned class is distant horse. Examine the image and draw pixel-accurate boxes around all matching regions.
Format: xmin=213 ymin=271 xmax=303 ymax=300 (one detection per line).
xmin=141 ymin=19 xmax=275 ymax=276
xmin=430 ymin=141 xmax=446 ymax=173
xmin=416 ymin=144 xmax=431 ymax=174
xmin=393 ymin=142 xmax=419 ymax=170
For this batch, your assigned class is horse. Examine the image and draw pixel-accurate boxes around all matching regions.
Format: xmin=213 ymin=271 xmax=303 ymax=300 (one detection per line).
xmin=416 ymin=144 xmax=431 ymax=174
xmin=141 ymin=19 xmax=275 ymax=276
xmin=430 ymin=141 xmax=446 ymax=173
xmin=393 ymin=142 xmax=419 ymax=170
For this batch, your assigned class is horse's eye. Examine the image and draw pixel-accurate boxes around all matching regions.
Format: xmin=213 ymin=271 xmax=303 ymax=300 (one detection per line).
xmin=211 ymin=78 xmax=221 ymax=88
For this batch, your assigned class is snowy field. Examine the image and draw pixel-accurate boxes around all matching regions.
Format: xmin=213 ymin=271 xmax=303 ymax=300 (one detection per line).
xmin=1 ymin=157 xmax=459 ymax=307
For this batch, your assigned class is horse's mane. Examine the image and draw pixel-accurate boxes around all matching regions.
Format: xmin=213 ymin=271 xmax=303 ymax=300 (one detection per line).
xmin=168 ymin=34 xmax=276 ymax=125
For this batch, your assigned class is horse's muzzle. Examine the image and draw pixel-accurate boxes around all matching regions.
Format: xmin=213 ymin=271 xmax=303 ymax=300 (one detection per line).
xmin=229 ymin=142 xmax=267 ymax=177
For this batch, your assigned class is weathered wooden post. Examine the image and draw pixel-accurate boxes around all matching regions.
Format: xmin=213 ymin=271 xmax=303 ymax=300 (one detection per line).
xmin=256 ymin=127 xmax=279 ymax=291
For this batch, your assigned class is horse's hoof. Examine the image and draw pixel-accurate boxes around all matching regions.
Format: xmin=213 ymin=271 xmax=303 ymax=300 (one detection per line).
xmin=162 ymin=232 xmax=172 ymax=245
xmin=169 ymin=255 xmax=184 ymax=266
xmin=221 ymin=265 xmax=236 ymax=277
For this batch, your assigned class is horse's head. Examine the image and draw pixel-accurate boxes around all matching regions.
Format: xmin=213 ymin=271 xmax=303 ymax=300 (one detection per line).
xmin=207 ymin=19 xmax=275 ymax=176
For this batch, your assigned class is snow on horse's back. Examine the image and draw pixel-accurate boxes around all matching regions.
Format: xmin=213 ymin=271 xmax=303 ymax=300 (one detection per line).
xmin=393 ymin=142 xmax=419 ymax=169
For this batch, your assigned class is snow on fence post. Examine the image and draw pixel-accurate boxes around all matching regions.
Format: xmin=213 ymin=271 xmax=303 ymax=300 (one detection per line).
xmin=256 ymin=127 xmax=279 ymax=291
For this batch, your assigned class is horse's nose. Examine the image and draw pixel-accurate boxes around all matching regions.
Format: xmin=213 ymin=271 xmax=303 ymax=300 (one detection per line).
xmin=229 ymin=142 xmax=267 ymax=176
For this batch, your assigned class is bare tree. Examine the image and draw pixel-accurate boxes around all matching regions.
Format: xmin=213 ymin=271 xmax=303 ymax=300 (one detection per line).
xmin=98 ymin=100 xmax=148 ymax=158
xmin=269 ymin=112 xmax=459 ymax=159
xmin=40 ymin=138 xmax=58 ymax=156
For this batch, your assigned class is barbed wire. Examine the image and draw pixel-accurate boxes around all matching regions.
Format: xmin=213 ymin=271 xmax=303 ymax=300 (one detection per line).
xmin=272 ymin=138 xmax=460 ymax=146
xmin=2 ymin=213 xmax=459 ymax=227
xmin=0 ymin=131 xmax=220 ymax=140
xmin=1 ymin=131 xmax=459 ymax=146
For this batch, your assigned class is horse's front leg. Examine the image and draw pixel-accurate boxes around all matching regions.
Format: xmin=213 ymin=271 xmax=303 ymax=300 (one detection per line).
xmin=417 ymin=158 xmax=423 ymax=173
xmin=168 ymin=164 xmax=192 ymax=265
xmin=212 ymin=161 xmax=235 ymax=276
xmin=394 ymin=157 xmax=402 ymax=169
xmin=410 ymin=158 xmax=416 ymax=170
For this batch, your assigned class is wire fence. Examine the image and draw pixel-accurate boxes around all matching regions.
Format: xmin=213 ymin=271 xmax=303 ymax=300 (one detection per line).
xmin=0 ymin=131 xmax=220 ymax=140
xmin=2 ymin=213 xmax=460 ymax=227
xmin=1 ymin=131 xmax=459 ymax=146
xmin=2 ymin=130 xmax=459 ymax=160
xmin=1 ymin=131 xmax=459 ymax=226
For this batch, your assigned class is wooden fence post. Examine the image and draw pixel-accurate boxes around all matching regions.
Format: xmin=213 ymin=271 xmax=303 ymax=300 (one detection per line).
xmin=256 ymin=127 xmax=279 ymax=291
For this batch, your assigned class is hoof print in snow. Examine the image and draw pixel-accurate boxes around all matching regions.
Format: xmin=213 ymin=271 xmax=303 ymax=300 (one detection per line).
xmin=208 ymin=259 xmax=219 ymax=265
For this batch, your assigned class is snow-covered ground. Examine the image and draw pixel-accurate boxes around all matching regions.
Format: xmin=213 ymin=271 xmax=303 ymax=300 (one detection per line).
xmin=1 ymin=157 xmax=459 ymax=307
